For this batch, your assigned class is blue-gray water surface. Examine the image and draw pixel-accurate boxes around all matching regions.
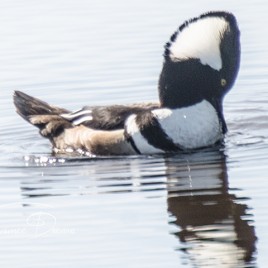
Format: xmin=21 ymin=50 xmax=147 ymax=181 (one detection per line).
xmin=0 ymin=0 xmax=268 ymax=267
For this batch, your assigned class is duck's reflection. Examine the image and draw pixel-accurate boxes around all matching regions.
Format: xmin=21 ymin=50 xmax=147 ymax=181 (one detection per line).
xmin=19 ymin=150 xmax=257 ymax=266
xmin=165 ymin=150 xmax=257 ymax=266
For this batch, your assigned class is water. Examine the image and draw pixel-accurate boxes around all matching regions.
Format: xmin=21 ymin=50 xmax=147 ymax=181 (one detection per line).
xmin=0 ymin=0 xmax=268 ymax=267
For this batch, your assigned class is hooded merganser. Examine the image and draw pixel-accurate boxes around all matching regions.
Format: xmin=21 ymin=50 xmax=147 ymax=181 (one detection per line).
xmin=13 ymin=11 xmax=240 ymax=155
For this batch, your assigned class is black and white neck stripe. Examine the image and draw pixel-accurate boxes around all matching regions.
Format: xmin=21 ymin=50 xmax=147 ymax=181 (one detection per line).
xmin=124 ymin=100 xmax=223 ymax=154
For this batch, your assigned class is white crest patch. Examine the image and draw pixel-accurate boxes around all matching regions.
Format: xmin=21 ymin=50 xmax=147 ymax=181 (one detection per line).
xmin=169 ymin=17 xmax=229 ymax=70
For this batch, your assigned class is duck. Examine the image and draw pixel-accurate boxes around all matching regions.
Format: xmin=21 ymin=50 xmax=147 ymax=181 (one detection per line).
xmin=13 ymin=11 xmax=240 ymax=156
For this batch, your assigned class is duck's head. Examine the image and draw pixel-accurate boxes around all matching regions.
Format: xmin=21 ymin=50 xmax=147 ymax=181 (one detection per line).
xmin=159 ymin=11 xmax=240 ymax=109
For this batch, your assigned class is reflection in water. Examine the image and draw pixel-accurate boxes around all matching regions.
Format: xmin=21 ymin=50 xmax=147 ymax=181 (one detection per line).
xmin=165 ymin=151 xmax=257 ymax=266
xmin=18 ymin=150 xmax=257 ymax=267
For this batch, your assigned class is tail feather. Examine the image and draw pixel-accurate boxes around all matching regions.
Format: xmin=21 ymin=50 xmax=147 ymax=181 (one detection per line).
xmin=13 ymin=90 xmax=69 ymax=121
xmin=13 ymin=90 xmax=73 ymax=138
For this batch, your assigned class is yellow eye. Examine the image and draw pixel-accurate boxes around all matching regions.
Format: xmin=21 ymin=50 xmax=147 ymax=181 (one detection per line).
xmin=221 ymin=78 xmax=227 ymax=87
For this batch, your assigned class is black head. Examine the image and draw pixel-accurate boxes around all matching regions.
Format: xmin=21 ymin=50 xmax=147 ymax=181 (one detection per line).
xmin=158 ymin=11 xmax=240 ymax=109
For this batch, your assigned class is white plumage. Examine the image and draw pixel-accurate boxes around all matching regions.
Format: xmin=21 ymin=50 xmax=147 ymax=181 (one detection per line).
xmin=125 ymin=114 xmax=164 ymax=154
xmin=152 ymin=100 xmax=222 ymax=149
xmin=125 ymin=100 xmax=222 ymax=153
xmin=169 ymin=17 xmax=229 ymax=71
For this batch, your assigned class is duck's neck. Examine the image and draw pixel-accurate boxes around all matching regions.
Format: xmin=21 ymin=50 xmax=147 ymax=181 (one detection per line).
xmin=158 ymin=59 xmax=227 ymax=133
xmin=158 ymin=59 xmax=221 ymax=108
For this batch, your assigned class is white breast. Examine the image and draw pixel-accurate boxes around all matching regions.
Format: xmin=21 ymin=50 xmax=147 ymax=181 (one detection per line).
xmin=152 ymin=100 xmax=222 ymax=149
xmin=125 ymin=100 xmax=222 ymax=154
